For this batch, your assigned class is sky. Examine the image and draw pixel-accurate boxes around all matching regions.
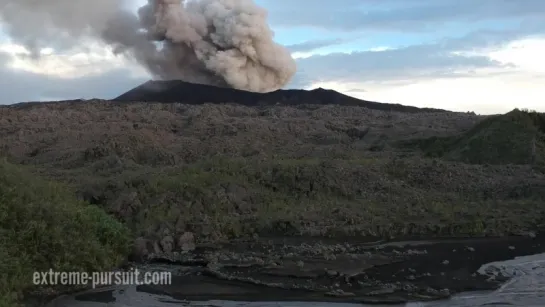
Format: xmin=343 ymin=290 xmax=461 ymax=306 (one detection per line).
xmin=1 ymin=0 xmax=545 ymax=114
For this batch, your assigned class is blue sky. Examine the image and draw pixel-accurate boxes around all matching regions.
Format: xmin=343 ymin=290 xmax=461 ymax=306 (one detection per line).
xmin=1 ymin=0 xmax=545 ymax=114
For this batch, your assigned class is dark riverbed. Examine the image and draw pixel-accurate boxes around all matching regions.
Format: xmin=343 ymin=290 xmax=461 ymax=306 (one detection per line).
xmin=44 ymin=235 xmax=545 ymax=307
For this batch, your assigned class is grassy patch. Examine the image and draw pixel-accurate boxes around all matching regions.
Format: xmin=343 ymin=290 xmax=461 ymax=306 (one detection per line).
xmin=400 ymin=109 xmax=545 ymax=164
xmin=0 ymin=159 xmax=131 ymax=306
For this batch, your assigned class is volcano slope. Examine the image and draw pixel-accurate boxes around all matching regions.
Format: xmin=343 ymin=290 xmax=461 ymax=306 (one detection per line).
xmin=2 ymin=83 xmax=545 ymax=304
xmin=114 ymin=80 xmax=447 ymax=112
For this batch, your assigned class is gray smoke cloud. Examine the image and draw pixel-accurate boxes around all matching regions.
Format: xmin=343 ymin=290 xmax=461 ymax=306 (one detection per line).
xmin=0 ymin=0 xmax=297 ymax=92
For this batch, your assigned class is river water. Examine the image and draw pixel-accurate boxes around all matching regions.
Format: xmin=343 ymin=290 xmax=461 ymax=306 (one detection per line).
xmin=47 ymin=253 xmax=545 ymax=307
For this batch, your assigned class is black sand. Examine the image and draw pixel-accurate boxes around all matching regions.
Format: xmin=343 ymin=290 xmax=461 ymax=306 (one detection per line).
xmin=123 ymin=234 xmax=545 ymax=304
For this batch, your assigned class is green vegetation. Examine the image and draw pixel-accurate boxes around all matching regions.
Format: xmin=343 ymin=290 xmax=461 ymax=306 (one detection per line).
xmin=2 ymin=102 xmax=545 ymax=304
xmin=0 ymin=159 xmax=131 ymax=307
xmin=72 ymin=156 xmax=545 ymax=243
xmin=400 ymin=109 xmax=545 ymax=165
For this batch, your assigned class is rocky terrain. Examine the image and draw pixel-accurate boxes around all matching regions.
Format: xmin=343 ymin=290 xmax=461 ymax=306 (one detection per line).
xmin=132 ymin=235 xmax=544 ymax=304
xmin=1 ymin=82 xmax=545 ymax=305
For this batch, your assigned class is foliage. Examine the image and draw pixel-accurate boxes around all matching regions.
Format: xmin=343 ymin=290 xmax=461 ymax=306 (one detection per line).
xmin=0 ymin=159 xmax=131 ymax=306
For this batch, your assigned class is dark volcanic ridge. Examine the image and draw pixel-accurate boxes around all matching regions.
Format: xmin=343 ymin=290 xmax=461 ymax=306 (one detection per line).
xmin=113 ymin=80 xmax=448 ymax=113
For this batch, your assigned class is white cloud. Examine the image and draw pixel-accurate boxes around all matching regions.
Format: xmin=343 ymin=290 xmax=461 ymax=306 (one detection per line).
xmin=307 ymin=37 xmax=545 ymax=114
xmin=292 ymin=51 xmax=316 ymax=59
xmin=368 ymin=46 xmax=393 ymax=52
xmin=0 ymin=43 xmax=30 ymax=54
xmin=486 ymin=37 xmax=545 ymax=74
xmin=363 ymin=73 xmax=544 ymax=114
xmin=292 ymin=45 xmax=395 ymax=59
xmin=0 ymin=39 xmax=149 ymax=104
xmin=0 ymin=40 xmax=150 ymax=79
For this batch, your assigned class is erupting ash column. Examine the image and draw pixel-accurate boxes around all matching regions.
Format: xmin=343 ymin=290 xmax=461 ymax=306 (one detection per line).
xmin=150 ymin=0 xmax=168 ymax=39
xmin=139 ymin=0 xmax=298 ymax=91
xmin=0 ymin=0 xmax=297 ymax=92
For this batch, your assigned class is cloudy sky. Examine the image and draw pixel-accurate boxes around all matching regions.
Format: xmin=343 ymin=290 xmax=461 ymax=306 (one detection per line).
xmin=1 ymin=0 xmax=544 ymax=114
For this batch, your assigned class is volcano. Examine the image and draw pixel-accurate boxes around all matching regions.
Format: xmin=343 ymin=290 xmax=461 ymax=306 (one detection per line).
xmin=113 ymin=80 xmax=447 ymax=113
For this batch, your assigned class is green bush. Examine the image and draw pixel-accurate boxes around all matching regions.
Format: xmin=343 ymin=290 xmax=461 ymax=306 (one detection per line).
xmin=0 ymin=159 xmax=131 ymax=306
xmin=400 ymin=109 xmax=545 ymax=165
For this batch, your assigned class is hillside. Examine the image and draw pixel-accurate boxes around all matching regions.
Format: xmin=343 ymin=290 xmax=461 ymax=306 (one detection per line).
xmin=113 ymin=80 xmax=448 ymax=113
xmin=1 ymin=100 xmax=544 ymax=243
xmin=2 ymin=99 xmax=545 ymax=305
xmin=401 ymin=109 xmax=545 ymax=165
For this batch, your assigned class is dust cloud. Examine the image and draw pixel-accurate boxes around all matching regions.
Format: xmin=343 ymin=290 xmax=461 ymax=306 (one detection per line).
xmin=0 ymin=0 xmax=296 ymax=92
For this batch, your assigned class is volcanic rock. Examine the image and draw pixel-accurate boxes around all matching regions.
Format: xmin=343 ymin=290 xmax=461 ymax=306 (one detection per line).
xmin=113 ymin=80 xmax=447 ymax=113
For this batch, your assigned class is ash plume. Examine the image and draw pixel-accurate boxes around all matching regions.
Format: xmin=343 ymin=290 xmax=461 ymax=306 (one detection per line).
xmin=0 ymin=0 xmax=297 ymax=92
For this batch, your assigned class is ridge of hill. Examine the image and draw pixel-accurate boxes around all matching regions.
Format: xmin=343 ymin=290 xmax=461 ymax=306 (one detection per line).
xmin=401 ymin=109 xmax=545 ymax=165
xmin=113 ymin=80 xmax=448 ymax=113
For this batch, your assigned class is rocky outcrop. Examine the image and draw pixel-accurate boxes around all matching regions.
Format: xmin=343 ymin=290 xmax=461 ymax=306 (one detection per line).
xmin=134 ymin=235 xmax=545 ymax=304
xmin=130 ymin=232 xmax=196 ymax=262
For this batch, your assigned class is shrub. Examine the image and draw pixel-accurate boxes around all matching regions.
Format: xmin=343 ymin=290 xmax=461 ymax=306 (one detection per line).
xmin=0 ymin=159 xmax=131 ymax=306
